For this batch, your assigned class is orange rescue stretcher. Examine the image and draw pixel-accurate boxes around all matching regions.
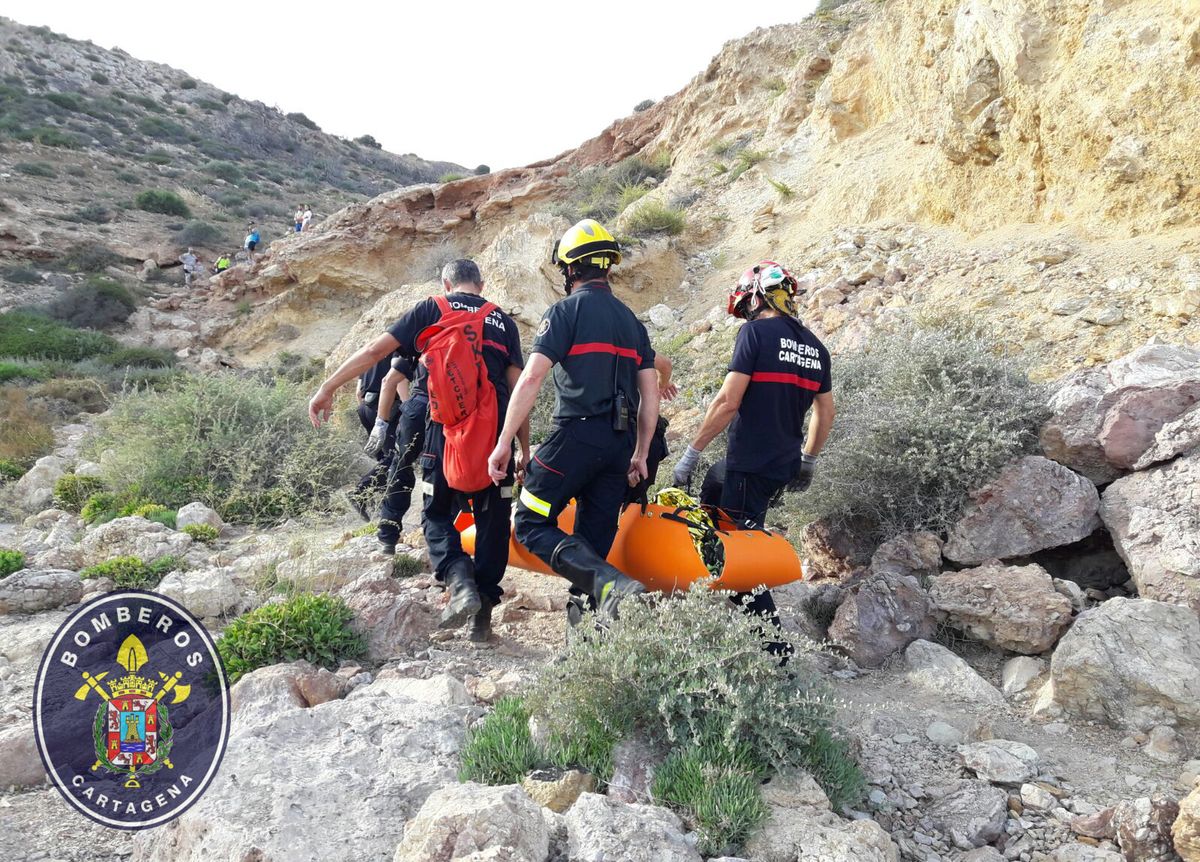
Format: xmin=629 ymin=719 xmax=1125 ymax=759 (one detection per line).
xmin=456 ymin=501 xmax=803 ymax=594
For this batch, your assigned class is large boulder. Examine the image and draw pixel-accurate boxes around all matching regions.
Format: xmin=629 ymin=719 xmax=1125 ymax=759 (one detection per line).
xmin=1174 ymin=784 xmax=1200 ymax=862
xmin=904 ymin=640 xmax=1005 ymax=706
xmin=869 ymin=531 xmax=943 ymax=579
xmin=1111 ymin=795 xmax=1181 ymax=862
xmin=798 ymin=517 xmax=874 ymax=580
xmin=174 ymin=502 xmax=225 ymax=533
xmin=276 ymin=537 xmax=391 ymax=593
xmin=1048 ymin=598 xmax=1200 ymax=730
xmin=1100 ymin=449 xmax=1200 ymax=613
xmin=828 ymin=572 xmax=936 ymax=667
xmin=1133 ymin=404 xmax=1200 ymax=470
xmin=957 ymin=739 xmax=1040 ymax=784
xmin=131 ymin=674 xmax=471 ymax=862
xmin=155 ymin=568 xmax=241 ymax=621
xmin=0 ymin=569 xmax=82 ymax=615
xmin=927 ymin=780 xmax=1009 ymax=849
xmin=12 ymin=455 xmax=68 ymax=512
xmin=393 ymin=783 xmax=550 ymax=862
xmin=563 ymin=793 xmax=701 ymax=862
xmin=78 ymin=517 xmax=193 ymax=567
xmin=1040 ymin=344 xmax=1200 ymax=483
xmin=943 ymin=456 xmax=1100 ymax=565
xmin=928 ymin=562 xmax=1073 ymax=654
xmin=0 ymin=723 xmax=43 ymax=788
xmin=339 ymin=571 xmax=438 ymax=661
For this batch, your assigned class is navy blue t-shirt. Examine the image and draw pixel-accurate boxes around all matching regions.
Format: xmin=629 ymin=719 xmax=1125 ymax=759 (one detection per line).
xmin=359 ymin=353 xmax=394 ymax=396
xmin=726 ymin=315 xmax=831 ymax=476
xmin=386 ymin=292 xmax=524 ymax=414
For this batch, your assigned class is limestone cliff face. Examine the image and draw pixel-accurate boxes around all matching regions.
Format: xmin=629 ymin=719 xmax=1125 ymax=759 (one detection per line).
xmin=221 ymin=0 xmax=1199 ymax=372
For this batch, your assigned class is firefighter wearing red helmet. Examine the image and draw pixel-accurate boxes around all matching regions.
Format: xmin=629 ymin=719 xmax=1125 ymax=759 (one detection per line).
xmin=672 ymin=260 xmax=836 ymax=663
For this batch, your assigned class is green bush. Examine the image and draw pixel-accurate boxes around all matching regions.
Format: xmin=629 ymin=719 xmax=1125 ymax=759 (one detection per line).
xmin=217 ymin=593 xmax=366 ymax=683
xmin=44 ymin=92 xmax=82 ymax=111
xmin=81 ymin=491 xmax=121 ymax=525
xmin=0 ymin=459 xmax=25 ymax=482
xmin=57 ymin=242 xmax=120 ymax=273
xmin=91 ymin=71 xmax=109 ymax=84
xmin=101 ymin=347 xmax=177 ymax=369
xmin=88 ymin=374 xmax=356 ymax=525
xmin=53 ymin=473 xmax=106 ymax=512
xmin=781 ymin=324 xmax=1048 ymax=544
xmin=554 ymin=154 xmax=672 ymax=223
xmin=354 ymin=134 xmax=381 ymax=148
xmin=42 ymin=276 xmax=137 ymax=329
xmin=634 ymin=99 xmax=656 ymax=112
xmin=438 ymin=172 xmax=467 ymax=183
xmin=624 ymin=200 xmax=686 ymax=237
xmin=0 ymin=548 xmax=24 ymax=578
xmin=182 ymin=523 xmax=219 ymax=544
xmin=145 ymin=148 xmax=172 ymax=165
xmin=474 ymin=164 xmax=491 ymax=175
xmin=131 ymin=503 xmax=176 ymax=528
xmin=286 ymin=112 xmax=320 ymax=131
xmin=461 ymin=585 xmax=862 ymax=854
xmin=173 ymin=220 xmax=223 ymax=247
xmin=16 ymin=126 xmax=80 ymax=148
xmin=135 ymin=189 xmax=191 ymax=217
xmin=137 ymin=115 xmax=187 ymax=141
xmin=203 ymin=160 xmax=242 ymax=183
xmin=459 ymin=698 xmax=541 ymax=785
xmin=391 ymin=554 xmax=424 ymax=578
xmin=0 ymin=312 xmax=119 ymax=361
xmin=2 ymin=265 xmax=41 ymax=285
xmin=0 ymin=388 xmax=54 ymax=465
xmin=179 ymin=78 xmax=197 ymax=89
xmin=14 ymin=161 xmax=56 ymax=178
xmin=69 ymin=203 xmax=113 ymax=223
xmin=0 ymin=361 xmax=50 ymax=383
xmin=80 ymin=555 xmax=183 ymax=589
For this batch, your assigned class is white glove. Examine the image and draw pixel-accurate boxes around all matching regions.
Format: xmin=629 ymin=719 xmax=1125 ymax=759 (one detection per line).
xmin=671 ymin=445 xmax=702 ymax=487
xmin=364 ymin=418 xmax=391 ymax=459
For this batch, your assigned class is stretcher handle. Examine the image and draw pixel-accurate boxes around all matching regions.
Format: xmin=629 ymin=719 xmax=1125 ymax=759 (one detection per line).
xmin=659 ymin=508 xmax=728 ymax=537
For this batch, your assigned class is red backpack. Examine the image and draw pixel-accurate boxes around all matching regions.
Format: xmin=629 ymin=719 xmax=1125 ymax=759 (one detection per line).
xmin=415 ymin=295 xmax=499 ymax=494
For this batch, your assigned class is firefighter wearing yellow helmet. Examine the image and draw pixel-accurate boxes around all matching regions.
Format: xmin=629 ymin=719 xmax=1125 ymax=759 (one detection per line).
xmin=487 ymin=219 xmax=657 ymax=620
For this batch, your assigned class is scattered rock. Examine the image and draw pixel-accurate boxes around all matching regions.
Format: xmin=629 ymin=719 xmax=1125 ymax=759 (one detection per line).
xmin=1022 ymin=783 xmax=1058 ymax=811
xmin=367 ymin=673 xmax=472 ymax=707
xmin=958 ymin=739 xmax=1040 ymax=784
xmin=393 ymin=782 xmax=550 ymax=862
xmin=78 ymin=516 xmax=193 ymax=567
xmin=904 ymin=640 xmax=1005 ymax=706
xmin=869 ymin=531 xmax=943 ymax=579
xmin=1051 ymin=845 xmax=1124 ymax=861
xmin=564 ymin=793 xmax=701 ymax=862
xmin=647 ymin=303 xmax=676 ymax=329
xmin=1111 ymin=795 xmax=1180 ymax=862
xmin=926 ymin=720 xmax=966 ymax=747
xmin=0 ymin=723 xmax=44 ymax=788
xmin=1100 ymin=450 xmax=1200 ymax=613
xmin=1002 ymin=656 xmax=1047 ymax=696
xmin=277 ymin=537 xmax=391 ymax=592
xmin=1072 ymin=807 xmax=1117 ymax=841
xmin=930 ymin=562 xmax=1073 ymax=653
xmin=607 ymin=734 xmax=664 ymax=805
xmin=1049 ymin=598 xmax=1200 ymax=730
xmin=828 ymin=571 xmax=936 ymax=667
xmin=1146 ymin=725 xmax=1187 ymax=764
xmin=798 ymin=517 xmax=874 ymax=580
xmin=155 ymin=567 xmax=240 ymax=620
xmin=927 ymin=780 xmax=1008 ymax=849
xmin=340 ymin=571 xmax=438 ymax=661
xmin=943 ymin=456 xmax=1101 ymax=564
xmin=521 ymin=769 xmax=597 ymax=813
xmin=1174 ymin=784 xmax=1200 ymax=862
xmin=0 ymin=568 xmax=81 ymax=615
xmin=174 ymin=502 xmax=225 ymax=533
xmin=13 ymin=455 xmax=67 ymax=512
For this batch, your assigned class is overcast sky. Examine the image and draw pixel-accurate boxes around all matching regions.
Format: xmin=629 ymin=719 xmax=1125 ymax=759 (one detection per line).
xmin=4 ymin=0 xmax=817 ymax=169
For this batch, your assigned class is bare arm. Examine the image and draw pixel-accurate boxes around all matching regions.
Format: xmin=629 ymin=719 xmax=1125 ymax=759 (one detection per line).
xmin=689 ymin=371 xmax=751 ymax=451
xmin=376 ymin=367 xmax=410 ymax=422
xmin=488 ymin=354 xmax=552 ymax=483
xmin=628 ymin=367 xmax=660 ymax=484
xmin=654 ymin=354 xmax=678 ymax=401
xmin=506 ymin=365 xmax=531 ymax=454
xmin=309 ymin=332 xmax=400 ymax=427
xmin=804 ymin=391 xmax=835 ymax=455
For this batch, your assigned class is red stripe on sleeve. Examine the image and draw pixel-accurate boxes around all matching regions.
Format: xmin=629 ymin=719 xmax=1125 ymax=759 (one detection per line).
xmin=483 ymin=339 xmax=508 ymax=355
xmin=566 ymin=342 xmax=642 ymax=362
xmin=750 ymin=371 xmax=822 ymax=391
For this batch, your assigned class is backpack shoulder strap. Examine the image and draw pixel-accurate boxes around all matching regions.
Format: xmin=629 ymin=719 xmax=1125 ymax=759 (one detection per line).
xmin=432 ymin=295 xmax=451 ymax=316
xmin=478 ymin=301 xmax=498 ymax=320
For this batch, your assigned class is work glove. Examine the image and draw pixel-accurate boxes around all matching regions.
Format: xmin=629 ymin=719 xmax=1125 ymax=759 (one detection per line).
xmin=787 ymin=453 xmax=818 ymax=493
xmin=671 ymin=445 xmax=702 ymax=488
xmin=364 ymin=418 xmax=392 ymax=459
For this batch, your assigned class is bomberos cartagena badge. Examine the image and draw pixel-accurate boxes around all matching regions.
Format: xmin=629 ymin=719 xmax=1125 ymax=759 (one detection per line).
xmin=33 ymin=590 xmax=230 ymax=829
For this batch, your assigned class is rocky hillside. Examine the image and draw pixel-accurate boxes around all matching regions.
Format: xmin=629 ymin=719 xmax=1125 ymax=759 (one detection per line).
xmin=0 ymin=16 xmax=463 ymax=310
xmin=214 ymin=0 xmax=1196 ymax=376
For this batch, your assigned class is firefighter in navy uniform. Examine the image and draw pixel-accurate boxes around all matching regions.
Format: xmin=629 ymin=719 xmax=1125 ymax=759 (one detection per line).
xmin=348 ymin=352 xmax=400 ymax=520
xmin=672 ymin=260 xmax=836 ymax=661
xmin=309 ymin=259 xmax=527 ymax=642
xmin=366 ymin=355 xmax=429 ymax=555
xmin=487 ymin=219 xmax=658 ymax=619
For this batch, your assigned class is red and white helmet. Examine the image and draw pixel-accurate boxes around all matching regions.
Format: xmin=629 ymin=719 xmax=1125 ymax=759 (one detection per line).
xmin=727 ymin=260 xmax=800 ymax=319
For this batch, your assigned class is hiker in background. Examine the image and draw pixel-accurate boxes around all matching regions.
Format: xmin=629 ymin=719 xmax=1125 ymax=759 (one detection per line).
xmin=301 ymin=204 xmax=313 ymax=232
xmin=213 ymin=252 xmax=232 ymax=274
xmin=179 ymin=247 xmax=199 ymax=286
xmin=487 ymin=219 xmax=656 ymax=622
xmin=309 ymin=259 xmax=527 ymax=643
xmin=671 ymin=260 xmax=835 ymax=663
xmin=293 ymin=205 xmax=304 ymax=233
xmin=244 ymin=224 xmax=260 ymax=261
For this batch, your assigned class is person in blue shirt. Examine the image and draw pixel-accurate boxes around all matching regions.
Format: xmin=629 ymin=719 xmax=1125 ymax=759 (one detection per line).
xmin=672 ymin=260 xmax=836 ymax=662
xmin=244 ymin=224 xmax=261 ymax=262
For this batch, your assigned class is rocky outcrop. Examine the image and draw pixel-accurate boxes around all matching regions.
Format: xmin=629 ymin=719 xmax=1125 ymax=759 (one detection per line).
xmin=1100 ymin=450 xmax=1200 ymax=613
xmin=1041 ymin=345 xmax=1200 ymax=483
xmin=942 ymin=456 xmax=1100 ymax=565
xmin=828 ymin=571 xmax=936 ymax=667
xmin=155 ymin=568 xmax=240 ymax=620
xmin=563 ymin=793 xmax=701 ymax=862
xmin=958 ymin=739 xmax=1040 ymax=785
xmin=78 ymin=517 xmax=193 ymax=568
xmin=929 ymin=562 xmax=1073 ymax=654
xmin=12 ymin=455 xmax=68 ymax=513
xmin=1048 ymin=598 xmax=1200 ymax=730
xmin=904 ymin=640 xmax=1005 ymax=706
xmin=1175 ymin=784 xmax=1200 ymax=862
xmin=1111 ymin=795 xmax=1181 ymax=862
xmin=926 ymin=780 xmax=1008 ymax=850
xmin=339 ymin=571 xmax=439 ymax=661
xmin=174 ymin=502 xmax=225 ymax=533
xmin=0 ymin=569 xmax=81 ymax=615
xmin=393 ymin=783 xmax=550 ymax=862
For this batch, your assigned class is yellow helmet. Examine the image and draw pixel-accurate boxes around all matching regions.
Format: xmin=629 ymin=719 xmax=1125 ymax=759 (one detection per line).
xmin=552 ymin=219 xmax=622 ymax=270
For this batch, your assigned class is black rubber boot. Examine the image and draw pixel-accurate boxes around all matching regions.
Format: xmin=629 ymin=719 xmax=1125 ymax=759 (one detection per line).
xmin=379 ymin=542 xmax=396 ymax=556
xmin=439 ymin=558 xmax=481 ymax=629
xmin=469 ymin=597 xmax=494 ymax=643
xmin=550 ymin=536 xmax=645 ymax=620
